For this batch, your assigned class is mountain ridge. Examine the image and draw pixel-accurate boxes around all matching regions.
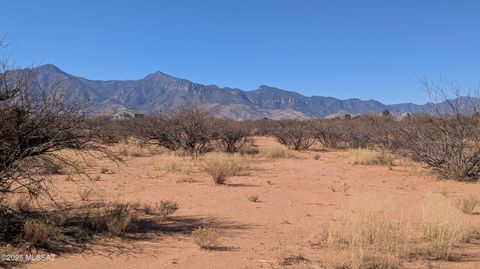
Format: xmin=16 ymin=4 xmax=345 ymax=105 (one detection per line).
xmin=28 ymin=64 xmax=435 ymax=119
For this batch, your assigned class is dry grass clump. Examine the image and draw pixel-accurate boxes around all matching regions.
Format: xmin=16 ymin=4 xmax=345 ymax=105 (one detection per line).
xmin=277 ymin=254 xmax=309 ymax=266
xmin=22 ymin=219 xmax=54 ymax=245
xmin=454 ymin=195 xmax=479 ymax=215
xmin=316 ymin=195 xmax=407 ymax=269
xmin=421 ymin=194 xmax=474 ymax=260
xmin=247 ymin=195 xmax=260 ymax=203
xmin=347 ymin=149 xmax=394 ymax=166
xmin=202 ymin=153 xmax=245 ymax=184
xmin=317 ymin=193 xmax=475 ymax=266
xmin=261 ymin=143 xmax=294 ymax=159
xmin=87 ymin=203 xmax=136 ymax=236
xmin=175 ymin=177 xmax=197 ymax=184
xmin=162 ymin=155 xmax=193 ymax=174
xmin=131 ymin=200 xmax=179 ymax=217
xmin=0 ymin=200 xmax=178 ymax=255
xmin=25 ymin=151 xmax=86 ymax=175
xmin=191 ymin=227 xmax=220 ymax=249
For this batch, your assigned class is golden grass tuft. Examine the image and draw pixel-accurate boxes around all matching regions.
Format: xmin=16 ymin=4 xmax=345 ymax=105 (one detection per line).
xmin=88 ymin=203 xmax=136 ymax=236
xmin=454 ymin=195 xmax=479 ymax=215
xmin=191 ymin=227 xmax=220 ymax=249
xmin=131 ymin=200 xmax=179 ymax=217
xmin=347 ymin=149 xmax=395 ymax=166
xmin=317 ymin=193 xmax=475 ymax=265
xmin=317 ymin=195 xmax=407 ymax=269
xmin=162 ymin=155 xmax=193 ymax=174
xmin=22 ymin=219 xmax=63 ymax=245
xmin=421 ymin=194 xmax=474 ymax=260
xmin=261 ymin=144 xmax=294 ymax=159
xmin=202 ymin=153 xmax=245 ymax=184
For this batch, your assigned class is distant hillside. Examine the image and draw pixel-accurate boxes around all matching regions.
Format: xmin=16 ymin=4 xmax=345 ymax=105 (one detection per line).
xmin=27 ymin=64 xmax=442 ymax=119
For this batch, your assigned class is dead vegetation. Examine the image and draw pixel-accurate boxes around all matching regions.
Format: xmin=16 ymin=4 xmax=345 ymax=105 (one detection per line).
xmin=202 ymin=153 xmax=246 ymax=184
xmin=0 ymin=199 xmax=180 ymax=251
xmin=454 ymin=195 xmax=479 ymax=215
xmin=272 ymin=120 xmax=316 ymax=150
xmin=421 ymin=194 xmax=474 ymax=260
xmin=191 ymin=227 xmax=220 ymax=249
xmin=347 ymin=149 xmax=395 ymax=166
xmin=261 ymin=143 xmax=294 ymax=159
xmin=315 ymin=193 xmax=475 ymax=268
xmin=316 ymin=195 xmax=407 ymax=268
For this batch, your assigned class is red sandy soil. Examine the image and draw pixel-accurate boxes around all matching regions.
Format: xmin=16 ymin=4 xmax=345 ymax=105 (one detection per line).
xmin=27 ymin=137 xmax=479 ymax=269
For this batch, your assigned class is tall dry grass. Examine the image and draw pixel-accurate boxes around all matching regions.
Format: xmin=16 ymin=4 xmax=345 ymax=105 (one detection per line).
xmin=317 ymin=193 xmax=475 ymax=268
xmin=347 ymin=149 xmax=394 ymax=166
xmin=202 ymin=153 xmax=246 ymax=184
xmin=261 ymin=144 xmax=294 ymax=159
xmin=318 ymin=195 xmax=407 ymax=269
xmin=162 ymin=155 xmax=193 ymax=174
xmin=421 ymin=194 xmax=473 ymax=260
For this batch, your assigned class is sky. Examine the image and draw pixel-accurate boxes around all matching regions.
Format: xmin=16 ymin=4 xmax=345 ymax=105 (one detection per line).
xmin=1 ymin=0 xmax=480 ymax=104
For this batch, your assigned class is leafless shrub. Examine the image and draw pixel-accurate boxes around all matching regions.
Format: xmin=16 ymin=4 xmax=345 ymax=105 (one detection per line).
xmin=237 ymin=139 xmax=259 ymax=155
xmin=272 ymin=120 xmax=315 ymax=150
xmin=214 ymin=120 xmax=251 ymax=153
xmin=86 ymin=116 xmax=130 ymax=145
xmin=136 ymin=105 xmax=215 ymax=158
xmin=133 ymin=116 xmax=182 ymax=151
xmin=0 ymin=60 xmax=107 ymax=200
xmin=397 ymin=80 xmax=480 ymax=181
xmin=312 ymin=119 xmax=346 ymax=148
xmin=342 ymin=117 xmax=377 ymax=149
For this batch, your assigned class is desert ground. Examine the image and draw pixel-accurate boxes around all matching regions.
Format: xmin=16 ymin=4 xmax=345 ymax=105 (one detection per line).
xmin=24 ymin=137 xmax=480 ymax=269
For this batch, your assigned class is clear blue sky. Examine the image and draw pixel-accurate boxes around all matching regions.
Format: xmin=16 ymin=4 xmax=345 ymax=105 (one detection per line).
xmin=1 ymin=0 xmax=479 ymax=104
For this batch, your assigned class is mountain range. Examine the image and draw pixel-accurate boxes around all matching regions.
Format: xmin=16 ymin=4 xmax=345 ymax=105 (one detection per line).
xmin=29 ymin=64 xmax=439 ymax=119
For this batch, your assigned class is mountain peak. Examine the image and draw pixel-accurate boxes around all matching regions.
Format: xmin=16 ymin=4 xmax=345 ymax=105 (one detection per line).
xmin=143 ymin=71 xmax=175 ymax=80
xmin=36 ymin=64 xmax=68 ymax=75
